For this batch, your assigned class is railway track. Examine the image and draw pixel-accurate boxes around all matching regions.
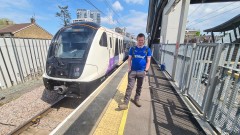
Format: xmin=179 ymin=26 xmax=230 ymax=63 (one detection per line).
xmin=10 ymin=97 xmax=84 ymax=135
xmin=8 ymin=62 xmax=123 ymax=135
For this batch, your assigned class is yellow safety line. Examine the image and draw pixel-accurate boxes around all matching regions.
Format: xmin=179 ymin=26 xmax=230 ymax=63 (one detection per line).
xmin=93 ymin=73 xmax=129 ymax=135
xmin=118 ymin=102 xmax=130 ymax=135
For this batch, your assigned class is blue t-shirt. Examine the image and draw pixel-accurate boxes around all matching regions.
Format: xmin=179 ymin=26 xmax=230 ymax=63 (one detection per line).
xmin=129 ymin=46 xmax=152 ymax=71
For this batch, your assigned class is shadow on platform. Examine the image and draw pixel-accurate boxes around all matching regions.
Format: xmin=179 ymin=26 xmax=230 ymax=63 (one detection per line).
xmin=148 ymin=60 xmax=206 ymax=135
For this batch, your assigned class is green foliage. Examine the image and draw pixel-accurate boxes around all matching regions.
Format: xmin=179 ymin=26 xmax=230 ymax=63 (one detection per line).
xmin=196 ymin=31 xmax=200 ymax=36
xmin=56 ymin=5 xmax=71 ymax=26
xmin=0 ymin=18 xmax=14 ymax=25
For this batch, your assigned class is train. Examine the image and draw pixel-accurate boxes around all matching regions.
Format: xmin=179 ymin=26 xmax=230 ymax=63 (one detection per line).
xmin=42 ymin=22 xmax=136 ymax=97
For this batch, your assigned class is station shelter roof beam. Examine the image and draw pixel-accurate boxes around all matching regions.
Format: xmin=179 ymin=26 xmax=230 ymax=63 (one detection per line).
xmin=204 ymin=14 xmax=240 ymax=32
xmin=191 ymin=0 xmax=240 ymax=4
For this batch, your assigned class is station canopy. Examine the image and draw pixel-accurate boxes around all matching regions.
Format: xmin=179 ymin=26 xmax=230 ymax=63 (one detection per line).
xmin=204 ymin=14 xmax=240 ymax=32
xmin=191 ymin=0 xmax=240 ymax=4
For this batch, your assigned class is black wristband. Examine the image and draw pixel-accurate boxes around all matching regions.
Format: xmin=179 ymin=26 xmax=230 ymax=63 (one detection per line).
xmin=144 ymin=70 xmax=148 ymax=72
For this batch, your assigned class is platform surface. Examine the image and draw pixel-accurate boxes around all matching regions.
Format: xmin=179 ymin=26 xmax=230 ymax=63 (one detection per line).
xmin=51 ymin=61 xmax=206 ymax=135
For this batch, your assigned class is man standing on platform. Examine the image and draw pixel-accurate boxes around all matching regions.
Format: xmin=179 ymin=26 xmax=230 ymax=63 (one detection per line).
xmin=119 ymin=33 xmax=152 ymax=110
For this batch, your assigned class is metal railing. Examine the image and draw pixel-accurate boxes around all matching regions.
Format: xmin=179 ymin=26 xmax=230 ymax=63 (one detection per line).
xmin=0 ymin=37 xmax=51 ymax=89
xmin=152 ymin=43 xmax=240 ymax=134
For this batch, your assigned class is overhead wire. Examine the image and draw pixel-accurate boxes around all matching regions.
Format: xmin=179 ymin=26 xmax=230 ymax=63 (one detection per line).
xmin=104 ymin=0 xmax=120 ymax=18
xmin=187 ymin=2 xmax=237 ymax=26
xmin=84 ymin=0 xmax=121 ymax=26
xmin=103 ymin=0 xmax=122 ymax=25
xmin=84 ymin=0 xmax=106 ymax=16
xmin=188 ymin=4 xmax=202 ymax=18
xmin=187 ymin=4 xmax=240 ymax=27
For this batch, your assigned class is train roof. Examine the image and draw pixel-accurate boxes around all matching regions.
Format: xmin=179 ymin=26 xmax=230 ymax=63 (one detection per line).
xmin=63 ymin=22 xmax=132 ymax=38
xmin=70 ymin=21 xmax=100 ymax=29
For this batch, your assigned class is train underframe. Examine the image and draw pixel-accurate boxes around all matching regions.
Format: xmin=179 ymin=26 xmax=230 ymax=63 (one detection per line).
xmin=43 ymin=77 xmax=103 ymax=98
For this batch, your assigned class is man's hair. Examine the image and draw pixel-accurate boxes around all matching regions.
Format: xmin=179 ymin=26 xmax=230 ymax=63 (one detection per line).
xmin=137 ymin=33 xmax=145 ymax=39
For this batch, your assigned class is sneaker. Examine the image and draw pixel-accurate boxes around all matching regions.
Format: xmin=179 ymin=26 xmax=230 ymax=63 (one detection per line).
xmin=118 ymin=103 xmax=128 ymax=110
xmin=133 ymin=99 xmax=141 ymax=107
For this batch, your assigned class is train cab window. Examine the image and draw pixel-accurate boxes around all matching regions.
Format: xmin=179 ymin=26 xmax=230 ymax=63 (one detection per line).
xmin=53 ymin=25 xmax=96 ymax=59
xmin=99 ymin=32 xmax=107 ymax=47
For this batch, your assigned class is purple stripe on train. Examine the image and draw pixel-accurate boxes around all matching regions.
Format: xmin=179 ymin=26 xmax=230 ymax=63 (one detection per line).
xmin=106 ymin=56 xmax=117 ymax=74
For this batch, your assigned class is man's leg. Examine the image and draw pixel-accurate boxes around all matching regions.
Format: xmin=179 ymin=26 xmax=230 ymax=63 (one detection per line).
xmin=124 ymin=71 xmax=136 ymax=104
xmin=119 ymin=71 xmax=136 ymax=110
xmin=134 ymin=71 xmax=145 ymax=107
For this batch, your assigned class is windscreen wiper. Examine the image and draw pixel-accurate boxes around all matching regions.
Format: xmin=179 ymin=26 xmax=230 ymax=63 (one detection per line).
xmin=53 ymin=56 xmax=64 ymax=66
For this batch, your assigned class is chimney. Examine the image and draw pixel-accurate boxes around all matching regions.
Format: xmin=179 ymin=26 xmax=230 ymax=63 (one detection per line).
xmin=30 ymin=17 xmax=35 ymax=23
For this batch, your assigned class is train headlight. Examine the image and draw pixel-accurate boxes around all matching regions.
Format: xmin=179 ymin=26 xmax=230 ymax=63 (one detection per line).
xmin=47 ymin=65 xmax=52 ymax=74
xmin=74 ymin=67 xmax=80 ymax=77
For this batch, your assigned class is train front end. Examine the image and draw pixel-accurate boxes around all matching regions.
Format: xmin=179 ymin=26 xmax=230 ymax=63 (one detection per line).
xmin=42 ymin=22 xmax=99 ymax=97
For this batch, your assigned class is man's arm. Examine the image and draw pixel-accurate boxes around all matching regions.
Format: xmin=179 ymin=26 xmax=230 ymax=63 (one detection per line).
xmin=145 ymin=47 xmax=152 ymax=71
xmin=145 ymin=57 xmax=151 ymax=71
xmin=128 ymin=56 xmax=132 ymax=71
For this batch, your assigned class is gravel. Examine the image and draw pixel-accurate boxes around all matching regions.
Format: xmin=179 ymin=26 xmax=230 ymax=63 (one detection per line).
xmin=0 ymin=85 xmax=62 ymax=135
xmin=0 ymin=79 xmax=44 ymax=106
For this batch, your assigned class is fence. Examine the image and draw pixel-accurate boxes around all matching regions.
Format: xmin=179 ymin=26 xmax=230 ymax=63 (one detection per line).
xmin=0 ymin=37 xmax=51 ymax=89
xmin=152 ymin=43 xmax=240 ymax=134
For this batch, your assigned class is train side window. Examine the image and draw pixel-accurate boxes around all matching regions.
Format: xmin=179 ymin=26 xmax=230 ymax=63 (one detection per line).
xmin=118 ymin=39 xmax=120 ymax=54
xmin=121 ymin=40 xmax=123 ymax=53
xmin=115 ymin=38 xmax=119 ymax=55
xmin=109 ymin=37 xmax=112 ymax=48
xmin=99 ymin=32 xmax=107 ymax=47
xmin=119 ymin=39 xmax=121 ymax=53
xmin=120 ymin=40 xmax=123 ymax=53
xmin=123 ymin=41 xmax=126 ymax=50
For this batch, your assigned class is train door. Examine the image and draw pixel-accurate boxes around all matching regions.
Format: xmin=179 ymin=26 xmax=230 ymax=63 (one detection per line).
xmin=118 ymin=38 xmax=121 ymax=65
xmin=118 ymin=38 xmax=123 ymax=65
xmin=114 ymin=37 xmax=119 ymax=66
xmin=98 ymin=31 xmax=109 ymax=76
xmin=108 ymin=34 xmax=114 ymax=59
xmin=106 ymin=33 xmax=115 ymax=72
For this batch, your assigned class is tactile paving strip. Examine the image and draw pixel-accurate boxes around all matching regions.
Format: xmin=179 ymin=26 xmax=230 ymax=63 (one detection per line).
xmin=93 ymin=73 xmax=129 ymax=135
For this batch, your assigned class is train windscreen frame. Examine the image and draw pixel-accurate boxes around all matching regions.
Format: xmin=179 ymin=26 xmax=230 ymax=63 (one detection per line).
xmin=49 ymin=25 xmax=97 ymax=59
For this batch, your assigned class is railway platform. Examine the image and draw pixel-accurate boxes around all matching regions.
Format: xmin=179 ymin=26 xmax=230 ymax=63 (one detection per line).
xmin=50 ymin=59 xmax=213 ymax=135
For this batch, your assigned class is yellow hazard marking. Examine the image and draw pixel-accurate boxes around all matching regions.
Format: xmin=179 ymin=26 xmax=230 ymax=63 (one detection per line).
xmin=93 ymin=73 xmax=129 ymax=135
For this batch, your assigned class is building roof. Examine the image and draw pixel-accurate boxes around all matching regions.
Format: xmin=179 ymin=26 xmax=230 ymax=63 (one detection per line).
xmin=204 ymin=14 xmax=240 ymax=32
xmin=0 ymin=23 xmax=33 ymax=34
xmin=0 ymin=25 xmax=9 ymax=29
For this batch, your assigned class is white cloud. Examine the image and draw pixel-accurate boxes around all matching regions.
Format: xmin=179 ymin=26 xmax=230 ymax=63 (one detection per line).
xmin=101 ymin=10 xmax=147 ymax=36
xmin=204 ymin=8 xmax=213 ymax=14
xmin=112 ymin=1 xmax=123 ymax=11
xmin=0 ymin=0 xmax=51 ymax=23
xmin=124 ymin=0 xmax=144 ymax=5
xmin=121 ymin=10 xmax=148 ymax=35
xmin=101 ymin=11 xmax=117 ymax=25
xmin=0 ymin=0 xmax=31 ymax=9
xmin=187 ymin=2 xmax=240 ymax=33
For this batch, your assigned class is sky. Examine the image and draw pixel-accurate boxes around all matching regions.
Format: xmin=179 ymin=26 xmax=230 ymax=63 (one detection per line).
xmin=0 ymin=0 xmax=148 ymax=36
xmin=187 ymin=1 xmax=240 ymax=34
xmin=0 ymin=0 xmax=240 ymax=37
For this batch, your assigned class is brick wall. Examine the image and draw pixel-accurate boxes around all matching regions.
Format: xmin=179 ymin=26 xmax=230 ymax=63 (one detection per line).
xmin=14 ymin=24 xmax=52 ymax=39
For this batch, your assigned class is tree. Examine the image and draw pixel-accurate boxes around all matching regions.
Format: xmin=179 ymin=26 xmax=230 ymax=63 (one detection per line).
xmin=56 ymin=5 xmax=71 ymax=26
xmin=0 ymin=18 xmax=14 ymax=25
xmin=196 ymin=31 xmax=200 ymax=36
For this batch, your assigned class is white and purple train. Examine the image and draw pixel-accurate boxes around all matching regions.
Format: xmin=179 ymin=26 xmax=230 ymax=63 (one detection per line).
xmin=43 ymin=22 xmax=135 ymax=97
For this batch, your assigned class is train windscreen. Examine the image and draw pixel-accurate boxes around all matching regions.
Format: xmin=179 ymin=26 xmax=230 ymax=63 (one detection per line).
xmin=54 ymin=25 xmax=96 ymax=59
